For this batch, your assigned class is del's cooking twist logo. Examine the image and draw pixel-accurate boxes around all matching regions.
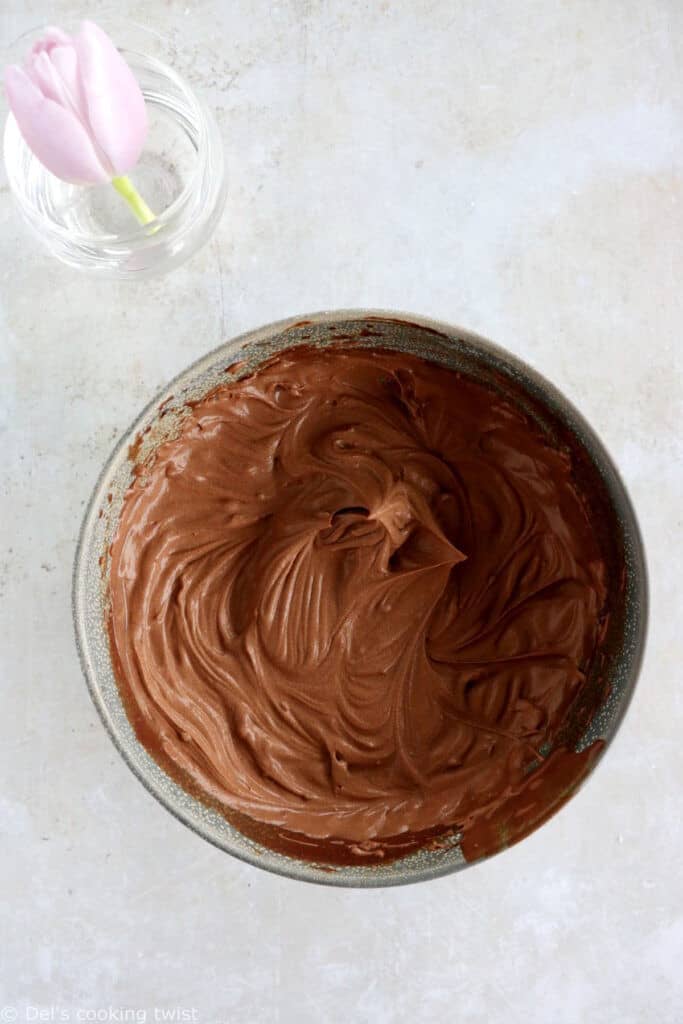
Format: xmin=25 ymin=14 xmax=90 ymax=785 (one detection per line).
xmin=0 ymin=1011 xmax=199 ymax=1023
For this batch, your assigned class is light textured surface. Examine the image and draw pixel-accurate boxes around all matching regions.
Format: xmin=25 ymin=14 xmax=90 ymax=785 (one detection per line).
xmin=0 ymin=1 xmax=681 ymax=1021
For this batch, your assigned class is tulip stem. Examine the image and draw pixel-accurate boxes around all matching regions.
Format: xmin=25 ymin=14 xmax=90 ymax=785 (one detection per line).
xmin=111 ymin=175 xmax=156 ymax=226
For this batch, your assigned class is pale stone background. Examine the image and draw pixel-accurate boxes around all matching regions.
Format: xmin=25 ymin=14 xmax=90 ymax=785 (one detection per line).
xmin=1 ymin=1 xmax=681 ymax=1021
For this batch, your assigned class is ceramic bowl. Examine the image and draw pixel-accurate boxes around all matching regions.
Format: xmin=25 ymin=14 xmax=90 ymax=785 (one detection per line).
xmin=73 ymin=311 xmax=647 ymax=886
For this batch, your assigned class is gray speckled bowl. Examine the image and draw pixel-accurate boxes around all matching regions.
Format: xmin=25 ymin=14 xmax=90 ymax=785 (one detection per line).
xmin=73 ymin=310 xmax=647 ymax=887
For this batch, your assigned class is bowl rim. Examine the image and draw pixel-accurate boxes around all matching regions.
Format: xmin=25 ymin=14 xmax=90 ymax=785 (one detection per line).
xmin=72 ymin=308 xmax=648 ymax=887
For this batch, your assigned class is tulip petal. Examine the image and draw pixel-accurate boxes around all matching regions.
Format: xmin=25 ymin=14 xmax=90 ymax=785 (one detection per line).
xmin=29 ymin=46 xmax=89 ymax=125
xmin=31 ymin=26 xmax=72 ymax=57
xmin=23 ymin=61 xmax=43 ymax=92
xmin=74 ymin=21 xmax=147 ymax=176
xmin=4 ymin=64 xmax=109 ymax=184
xmin=49 ymin=45 xmax=88 ymax=120
xmin=31 ymin=51 xmax=72 ymax=109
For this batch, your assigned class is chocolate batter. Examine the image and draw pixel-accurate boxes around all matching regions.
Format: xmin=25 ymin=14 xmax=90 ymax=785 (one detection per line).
xmin=108 ymin=345 xmax=608 ymax=862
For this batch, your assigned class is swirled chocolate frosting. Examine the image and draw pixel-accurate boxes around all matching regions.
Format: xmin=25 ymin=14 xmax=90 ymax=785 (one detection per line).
xmin=109 ymin=345 xmax=608 ymax=862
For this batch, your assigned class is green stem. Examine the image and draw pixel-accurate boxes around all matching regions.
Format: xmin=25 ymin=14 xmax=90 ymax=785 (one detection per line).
xmin=111 ymin=174 xmax=156 ymax=226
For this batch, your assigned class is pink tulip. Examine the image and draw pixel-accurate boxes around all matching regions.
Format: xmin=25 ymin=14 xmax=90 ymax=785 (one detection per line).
xmin=4 ymin=21 xmax=154 ymax=223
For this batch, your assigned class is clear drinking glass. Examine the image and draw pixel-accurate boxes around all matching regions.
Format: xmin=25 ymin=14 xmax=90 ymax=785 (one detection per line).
xmin=2 ymin=21 xmax=227 ymax=277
